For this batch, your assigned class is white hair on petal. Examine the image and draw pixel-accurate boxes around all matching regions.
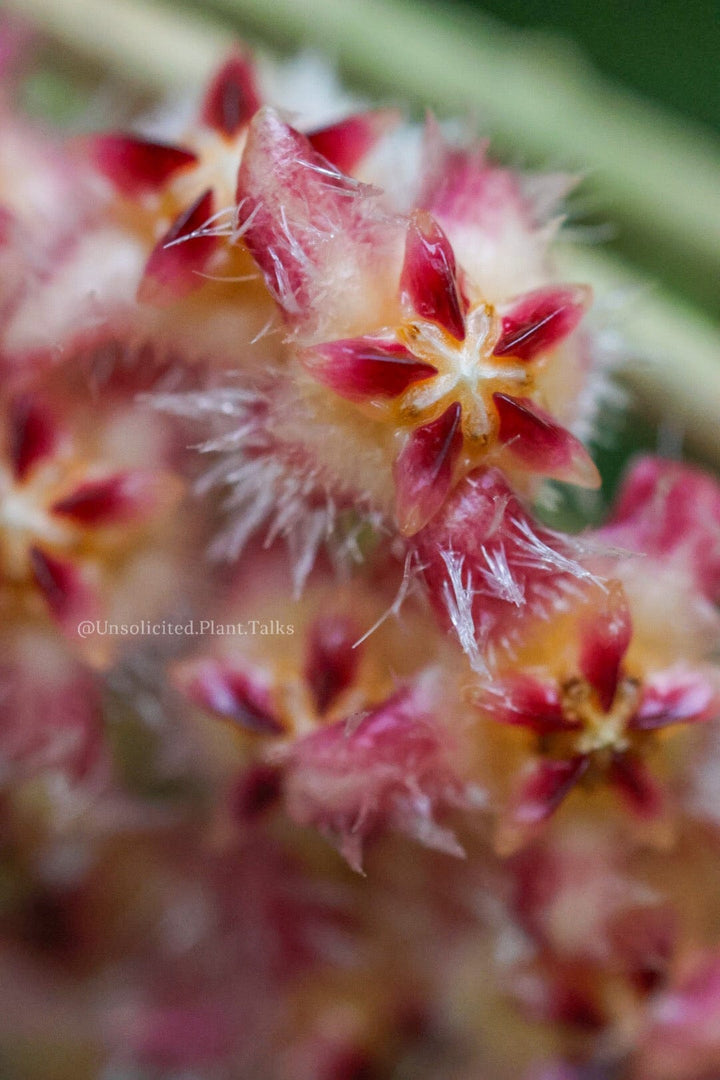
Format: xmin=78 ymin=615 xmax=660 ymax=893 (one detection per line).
xmin=352 ymin=549 xmax=421 ymax=650
xmin=510 ymin=516 xmax=604 ymax=587
xmin=477 ymin=544 xmax=525 ymax=606
xmin=439 ymin=550 xmax=488 ymax=676
xmin=148 ymin=386 xmax=383 ymax=598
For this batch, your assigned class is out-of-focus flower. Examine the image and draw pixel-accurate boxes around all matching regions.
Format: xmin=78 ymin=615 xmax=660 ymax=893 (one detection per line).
xmin=172 ymin=552 xmax=477 ymax=869
xmin=474 ymin=582 xmax=718 ymax=850
xmin=0 ymin=390 xmax=183 ymax=658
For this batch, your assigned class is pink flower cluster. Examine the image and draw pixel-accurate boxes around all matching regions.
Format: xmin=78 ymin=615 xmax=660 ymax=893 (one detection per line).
xmin=1 ymin=28 xmax=720 ymax=1080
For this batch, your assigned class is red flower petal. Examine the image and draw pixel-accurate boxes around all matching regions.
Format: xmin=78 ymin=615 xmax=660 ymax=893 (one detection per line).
xmin=400 ymin=210 xmax=466 ymax=340
xmin=302 ymin=337 xmax=435 ymax=403
xmin=51 ymin=470 xmax=164 ymax=527
xmin=283 ymin=682 xmax=467 ymax=869
xmin=230 ymin=763 xmax=283 ymax=822
xmin=631 ymin=669 xmax=718 ymax=731
xmin=308 ymin=108 xmax=400 ymax=173
xmin=137 ymin=189 xmax=217 ymax=305
xmin=236 ymin=108 xmax=374 ymax=320
xmin=478 ymin=674 xmax=575 ymax=734
xmin=177 ymin=659 xmax=284 ymax=735
xmin=493 ymin=393 xmax=601 ymax=489
xmin=200 ymin=52 xmax=261 ymax=136
xmin=600 ymin=456 xmax=720 ymax=605
xmin=8 ymin=395 xmax=59 ymax=481
xmin=394 ymin=402 xmax=463 ymax=536
xmin=30 ymin=548 xmax=97 ymax=629
xmin=85 ymin=134 xmax=197 ymax=198
xmin=512 ymin=755 xmax=589 ymax=826
xmin=494 ymin=284 xmax=591 ymax=361
xmin=609 ymin=752 xmax=665 ymax=819
xmin=304 ymin=615 xmax=361 ymax=715
xmin=578 ymin=582 xmax=632 ymax=712
xmin=413 ymin=468 xmax=598 ymax=661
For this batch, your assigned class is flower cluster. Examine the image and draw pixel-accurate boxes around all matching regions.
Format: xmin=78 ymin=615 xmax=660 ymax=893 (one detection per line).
xmin=1 ymin=25 xmax=719 ymax=1080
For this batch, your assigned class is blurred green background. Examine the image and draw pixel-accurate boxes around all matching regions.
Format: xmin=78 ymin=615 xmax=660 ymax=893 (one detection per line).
xmin=450 ymin=0 xmax=719 ymax=135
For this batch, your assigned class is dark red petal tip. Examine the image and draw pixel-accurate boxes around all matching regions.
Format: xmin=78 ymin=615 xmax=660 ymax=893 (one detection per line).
xmin=631 ymin=669 xmax=717 ymax=731
xmin=578 ymin=582 xmax=632 ymax=712
xmin=494 ymin=284 xmax=591 ymax=361
xmin=493 ymin=393 xmax=601 ymax=489
xmin=304 ymin=615 xmax=360 ymax=715
xmin=30 ymin=548 xmax=97 ymax=629
xmin=85 ymin=134 xmax=197 ymax=198
xmin=479 ymin=674 xmax=575 ymax=734
xmin=179 ymin=660 xmax=284 ymax=735
xmin=8 ymin=396 xmax=59 ymax=481
xmin=394 ymin=402 xmax=463 ymax=536
xmin=138 ymin=189 xmax=217 ymax=305
xmin=308 ymin=108 xmax=401 ymax=173
xmin=401 ymin=210 xmax=466 ymax=340
xmin=609 ymin=753 xmax=665 ymax=819
xmin=200 ymin=52 xmax=261 ymax=136
xmin=303 ymin=337 xmax=436 ymax=403
xmin=513 ymin=755 xmax=589 ymax=827
xmin=51 ymin=471 xmax=162 ymax=527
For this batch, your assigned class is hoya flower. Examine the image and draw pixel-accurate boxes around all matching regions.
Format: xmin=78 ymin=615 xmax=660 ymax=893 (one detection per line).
xmin=85 ymin=51 xmax=395 ymax=307
xmin=172 ymin=554 xmax=474 ymax=869
xmin=506 ymin=827 xmax=677 ymax=1041
xmin=237 ymin=108 xmax=599 ymax=538
xmin=302 ymin=210 xmax=598 ymax=534
xmin=475 ymin=583 xmax=719 ymax=850
xmin=0 ymin=623 xmax=105 ymax=785
xmin=598 ymin=454 xmax=720 ymax=608
xmin=0 ymin=392 xmax=182 ymax=651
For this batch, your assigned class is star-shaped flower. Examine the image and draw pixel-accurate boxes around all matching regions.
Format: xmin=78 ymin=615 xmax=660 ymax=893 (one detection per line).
xmin=0 ymin=395 xmax=178 ymax=638
xmin=302 ymin=210 xmax=599 ymax=534
xmin=174 ymin=613 xmax=469 ymax=869
xmin=85 ymin=53 xmax=397 ymax=306
xmin=476 ymin=584 xmax=719 ymax=849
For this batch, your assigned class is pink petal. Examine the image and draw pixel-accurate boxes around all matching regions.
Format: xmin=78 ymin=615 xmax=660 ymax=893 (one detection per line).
xmin=304 ymin=615 xmax=360 ymax=714
xmin=84 ymin=134 xmax=197 ymax=197
xmin=577 ymin=582 xmax=632 ymax=712
xmin=308 ymin=108 xmax=400 ymax=173
xmin=512 ymin=756 xmax=589 ymax=826
xmin=639 ymin=954 xmax=720 ymax=1075
xmin=393 ymin=402 xmax=463 ymax=536
xmin=631 ymin=668 xmax=718 ymax=731
xmin=235 ymin=108 xmax=375 ymax=320
xmin=177 ymin=659 xmax=284 ymax=735
xmin=302 ymin=337 xmax=435 ymax=403
xmin=51 ymin=470 xmax=165 ymax=527
xmin=8 ymin=395 xmax=59 ymax=481
xmin=478 ymin=674 xmax=575 ymax=734
xmin=413 ymin=468 xmax=600 ymax=662
xmin=30 ymin=548 xmax=97 ymax=630
xmin=137 ymin=189 xmax=217 ymax=305
xmin=200 ymin=52 xmax=261 ymax=136
xmin=400 ymin=210 xmax=466 ymax=340
xmin=599 ymin=456 xmax=720 ymax=605
xmin=609 ymin=752 xmax=665 ymax=819
xmin=494 ymin=285 xmax=591 ymax=361
xmin=283 ymin=681 xmax=467 ymax=869
xmin=493 ymin=393 xmax=601 ymax=488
